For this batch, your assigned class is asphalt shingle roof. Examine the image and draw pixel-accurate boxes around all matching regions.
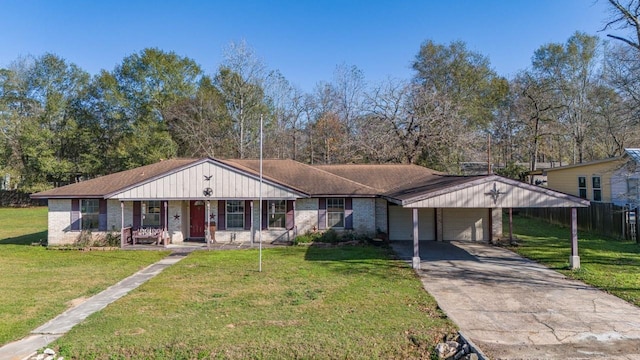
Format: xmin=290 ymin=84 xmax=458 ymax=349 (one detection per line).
xmin=30 ymin=157 xmax=489 ymax=201
xmin=31 ymin=159 xmax=200 ymax=198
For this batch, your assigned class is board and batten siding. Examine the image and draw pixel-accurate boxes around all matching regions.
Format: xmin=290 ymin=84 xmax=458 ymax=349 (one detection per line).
xmin=111 ymin=161 xmax=301 ymax=200
xmin=405 ymin=180 xmax=586 ymax=208
xmin=546 ymin=160 xmax=621 ymax=203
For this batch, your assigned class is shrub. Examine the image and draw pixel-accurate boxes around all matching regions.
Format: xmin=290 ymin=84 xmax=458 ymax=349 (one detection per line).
xmin=75 ymin=230 xmax=93 ymax=247
xmin=293 ymin=231 xmax=322 ymax=245
xmin=73 ymin=230 xmax=121 ymax=248
xmin=104 ymin=232 xmax=121 ymax=247
xmin=321 ymin=229 xmax=340 ymax=243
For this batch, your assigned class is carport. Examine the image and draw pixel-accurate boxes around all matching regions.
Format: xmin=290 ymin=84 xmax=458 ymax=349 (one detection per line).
xmin=384 ymin=175 xmax=590 ymax=270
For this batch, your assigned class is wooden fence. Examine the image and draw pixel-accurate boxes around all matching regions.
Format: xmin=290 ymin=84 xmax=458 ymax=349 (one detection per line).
xmin=520 ymin=202 xmax=633 ymax=240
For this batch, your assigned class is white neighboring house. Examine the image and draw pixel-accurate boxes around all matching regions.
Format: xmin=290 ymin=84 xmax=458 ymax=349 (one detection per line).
xmin=31 ymin=157 xmax=589 ymax=248
xmin=611 ymin=149 xmax=640 ymax=209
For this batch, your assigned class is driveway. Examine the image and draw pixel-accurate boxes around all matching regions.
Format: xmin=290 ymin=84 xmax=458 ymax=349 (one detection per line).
xmin=391 ymin=241 xmax=640 ymax=360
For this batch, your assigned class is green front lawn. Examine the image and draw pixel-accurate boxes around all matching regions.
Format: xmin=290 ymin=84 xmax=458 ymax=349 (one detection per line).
xmin=507 ymin=214 xmax=640 ymax=306
xmin=0 ymin=207 xmax=169 ymax=346
xmin=52 ymin=246 xmax=455 ymax=359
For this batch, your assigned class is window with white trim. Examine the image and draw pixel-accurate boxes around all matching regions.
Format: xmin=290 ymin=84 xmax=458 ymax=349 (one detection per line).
xmin=81 ymin=199 xmax=99 ymax=230
xmin=142 ymin=200 xmax=161 ymax=227
xmin=226 ymin=200 xmax=244 ymax=229
xmin=268 ymin=200 xmax=286 ymax=228
xmin=578 ymin=176 xmax=587 ymax=199
xmin=592 ymin=176 xmax=602 ymax=202
xmin=326 ymin=198 xmax=345 ymax=228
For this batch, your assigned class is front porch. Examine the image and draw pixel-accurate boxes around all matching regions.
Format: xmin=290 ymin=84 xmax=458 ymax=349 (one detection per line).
xmin=117 ymin=199 xmax=297 ymax=248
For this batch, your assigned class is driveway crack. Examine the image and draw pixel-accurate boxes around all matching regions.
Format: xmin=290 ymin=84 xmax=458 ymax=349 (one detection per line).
xmin=532 ymin=314 xmax=564 ymax=342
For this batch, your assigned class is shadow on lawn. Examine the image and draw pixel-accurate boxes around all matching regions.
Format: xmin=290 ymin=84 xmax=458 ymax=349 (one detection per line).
xmin=0 ymin=231 xmax=47 ymax=245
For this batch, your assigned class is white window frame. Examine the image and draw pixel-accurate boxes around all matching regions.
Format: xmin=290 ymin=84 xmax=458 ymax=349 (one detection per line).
xmin=81 ymin=199 xmax=99 ymax=230
xmin=592 ymin=176 xmax=602 ymax=202
xmin=142 ymin=200 xmax=161 ymax=228
xmin=268 ymin=200 xmax=286 ymax=229
xmin=578 ymin=176 xmax=587 ymax=199
xmin=226 ymin=200 xmax=245 ymax=229
xmin=326 ymin=198 xmax=345 ymax=229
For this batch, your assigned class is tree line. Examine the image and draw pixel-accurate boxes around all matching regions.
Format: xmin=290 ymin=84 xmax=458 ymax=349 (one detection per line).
xmin=1 ymin=0 xmax=640 ymax=192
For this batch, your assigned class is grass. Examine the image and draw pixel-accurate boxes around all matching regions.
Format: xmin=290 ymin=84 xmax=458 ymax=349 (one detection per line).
xmin=51 ymin=245 xmax=456 ymax=360
xmin=507 ymin=214 xmax=640 ymax=306
xmin=0 ymin=207 xmax=169 ymax=346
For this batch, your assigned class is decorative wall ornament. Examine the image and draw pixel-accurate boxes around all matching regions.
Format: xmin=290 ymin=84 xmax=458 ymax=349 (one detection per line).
xmin=173 ymin=214 xmax=180 ymax=220
xmin=203 ymin=187 xmax=213 ymax=197
xmin=485 ymin=182 xmax=504 ymax=204
xmin=204 ymin=175 xmax=212 ymax=181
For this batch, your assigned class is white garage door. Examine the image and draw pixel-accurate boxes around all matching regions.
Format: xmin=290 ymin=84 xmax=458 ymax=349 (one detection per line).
xmin=442 ymin=208 xmax=489 ymax=241
xmin=389 ymin=206 xmax=435 ymax=241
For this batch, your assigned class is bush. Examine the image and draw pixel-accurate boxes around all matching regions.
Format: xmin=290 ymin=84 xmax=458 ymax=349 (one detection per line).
xmin=73 ymin=230 xmax=121 ymax=248
xmin=75 ymin=230 xmax=93 ymax=247
xmin=293 ymin=229 xmax=373 ymax=245
xmin=321 ymin=229 xmax=339 ymax=243
xmin=293 ymin=232 xmax=322 ymax=245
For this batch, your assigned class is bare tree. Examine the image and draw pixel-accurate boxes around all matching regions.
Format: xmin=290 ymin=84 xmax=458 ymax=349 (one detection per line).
xmin=166 ymin=78 xmax=234 ymax=158
xmin=603 ymin=0 xmax=640 ymax=51
xmin=363 ymin=78 xmax=465 ymax=170
xmin=215 ymin=40 xmax=270 ymax=159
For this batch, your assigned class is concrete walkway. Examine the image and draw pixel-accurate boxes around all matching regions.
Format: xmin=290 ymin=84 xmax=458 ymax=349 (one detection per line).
xmin=391 ymin=241 xmax=640 ymax=360
xmin=0 ymin=251 xmax=190 ymax=360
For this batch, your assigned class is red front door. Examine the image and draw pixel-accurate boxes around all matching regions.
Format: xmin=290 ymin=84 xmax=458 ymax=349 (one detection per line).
xmin=190 ymin=201 xmax=205 ymax=238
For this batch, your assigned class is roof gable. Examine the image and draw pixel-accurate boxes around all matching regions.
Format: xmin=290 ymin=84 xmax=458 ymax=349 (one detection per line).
xmin=109 ymin=158 xmax=306 ymax=200
xmin=32 ymin=158 xmax=307 ymax=200
xmin=391 ymin=175 xmax=589 ymax=208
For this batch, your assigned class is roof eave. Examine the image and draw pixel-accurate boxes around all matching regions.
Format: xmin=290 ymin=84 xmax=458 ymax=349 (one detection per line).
xmin=392 ymin=175 xmax=590 ymax=208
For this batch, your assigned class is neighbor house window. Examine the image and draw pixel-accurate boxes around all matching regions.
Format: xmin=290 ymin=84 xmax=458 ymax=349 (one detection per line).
xmin=628 ymin=178 xmax=639 ymax=204
xmin=142 ymin=200 xmax=161 ymax=227
xmin=268 ymin=200 xmax=286 ymax=228
xmin=592 ymin=176 xmax=602 ymax=202
xmin=326 ymin=198 xmax=345 ymax=228
xmin=81 ymin=199 xmax=99 ymax=230
xmin=578 ymin=176 xmax=587 ymax=199
xmin=226 ymin=200 xmax=244 ymax=229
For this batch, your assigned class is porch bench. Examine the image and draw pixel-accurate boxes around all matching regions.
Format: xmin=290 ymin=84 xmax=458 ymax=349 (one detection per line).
xmin=132 ymin=228 xmax=168 ymax=246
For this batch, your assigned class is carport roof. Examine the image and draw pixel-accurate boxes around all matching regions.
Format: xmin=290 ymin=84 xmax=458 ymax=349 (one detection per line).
xmin=385 ymin=174 xmax=590 ymax=208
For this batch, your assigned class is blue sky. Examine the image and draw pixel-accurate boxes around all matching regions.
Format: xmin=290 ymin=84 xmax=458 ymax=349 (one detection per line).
xmin=1 ymin=0 xmax=610 ymax=92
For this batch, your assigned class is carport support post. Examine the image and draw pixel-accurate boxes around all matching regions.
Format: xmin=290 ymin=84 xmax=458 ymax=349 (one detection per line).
xmin=120 ymin=201 xmax=124 ymax=248
xmin=509 ymin=208 xmax=513 ymax=242
xmin=570 ymin=207 xmax=580 ymax=269
xmin=412 ymin=208 xmax=421 ymax=270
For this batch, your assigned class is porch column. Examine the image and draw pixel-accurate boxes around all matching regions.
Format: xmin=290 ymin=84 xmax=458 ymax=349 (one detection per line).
xmin=206 ymin=201 xmax=211 ymax=245
xmin=509 ymin=208 xmax=514 ymax=243
xmin=412 ymin=208 xmax=421 ymax=270
xmin=250 ymin=201 xmax=255 ymax=245
xmin=120 ymin=201 xmax=125 ymax=248
xmin=491 ymin=208 xmax=502 ymax=242
xmin=436 ymin=208 xmax=443 ymax=241
xmin=570 ymin=207 xmax=580 ymax=269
